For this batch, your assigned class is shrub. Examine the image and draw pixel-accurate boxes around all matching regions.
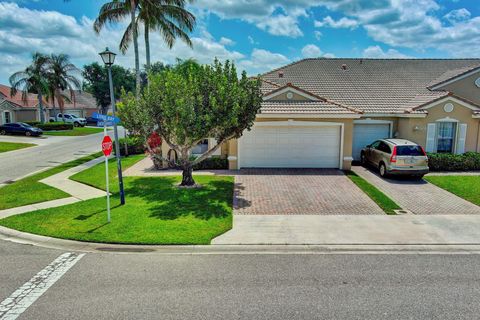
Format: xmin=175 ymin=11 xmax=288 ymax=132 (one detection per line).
xmin=427 ymin=152 xmax=480 ymax=171
xmin=116 ymin=135 xmax=145 ymax=156
xmin=24 ymin=121 xmax=41 ymax=126
xmin=36 ymin=122 xmax=73 ymax=131
xmin=192 ymin=156 xmax=228 ymax=170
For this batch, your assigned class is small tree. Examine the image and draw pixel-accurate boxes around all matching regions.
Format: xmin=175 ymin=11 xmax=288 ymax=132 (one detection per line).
xmin=121 ymin=59 xmax=262 ymax=186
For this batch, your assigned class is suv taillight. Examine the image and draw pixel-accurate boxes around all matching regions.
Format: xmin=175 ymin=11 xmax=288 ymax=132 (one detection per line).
xmin=390 ymin=146 xmax=397 ymax=163
xmin=420 ymin=146 xmax=427 ymax=156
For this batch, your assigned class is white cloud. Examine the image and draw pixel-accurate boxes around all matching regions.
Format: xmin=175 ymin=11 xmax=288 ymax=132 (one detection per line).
xmin=247 ymin=35 xmax=257 ymax=45
xmin=323 ymin=53 xmax=336 ymax=58
xmin=314 ymin=16 xmax=359 ymax=29
xmin=363 ymin=45 xmax=411 ymax=58
xmin=238 ymin=48 xmax=290 ymax=75
xmin=256 ymin=14 xmax=303 ymax=37
xmin=314 ymin=30 xmax=322 ymax=40
xmin=219 ymin=36 xmax=235 ymax=46
xmin=444 ymin=8 xmax=471 ymax=24
xmin=301 ymin=44 xmax=322 ymax=58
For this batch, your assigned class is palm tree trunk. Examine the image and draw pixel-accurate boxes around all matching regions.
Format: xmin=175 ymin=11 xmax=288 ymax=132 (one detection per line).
xmin=130 ymin=0 xmax=141 ymax=97
xmin=38 ymin=92 xmax=45 ymax=123
xmin=145 ymin=23 xmax=151 ymax=71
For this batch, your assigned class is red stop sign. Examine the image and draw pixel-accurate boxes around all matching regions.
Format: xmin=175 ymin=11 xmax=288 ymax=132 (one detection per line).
xmin=102 ymin=135 xmax=113 ymax=156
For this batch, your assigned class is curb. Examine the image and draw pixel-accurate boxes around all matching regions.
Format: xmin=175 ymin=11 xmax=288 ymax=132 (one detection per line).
xmin=2 ymin=226 xmax=480 ymax=255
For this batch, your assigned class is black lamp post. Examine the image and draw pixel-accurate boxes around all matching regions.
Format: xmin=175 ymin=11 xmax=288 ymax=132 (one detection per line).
xmin=99 ymin=47 xmax=125 ymax=205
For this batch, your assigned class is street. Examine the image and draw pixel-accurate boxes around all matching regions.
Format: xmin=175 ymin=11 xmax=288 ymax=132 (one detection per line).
xmin=0 ymin=128 xmax=124 ymax=184
xmin=1 ymin=240 xmax=480 ymax=320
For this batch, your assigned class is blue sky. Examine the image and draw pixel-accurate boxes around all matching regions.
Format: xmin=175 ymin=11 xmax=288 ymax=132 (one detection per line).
xmin=0 ymin=0 xmax=479 ymax=83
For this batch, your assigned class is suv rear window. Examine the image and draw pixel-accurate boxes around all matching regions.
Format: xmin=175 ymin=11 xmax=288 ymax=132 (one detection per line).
xmin=396 ymin=145 xmax=425 ymax=156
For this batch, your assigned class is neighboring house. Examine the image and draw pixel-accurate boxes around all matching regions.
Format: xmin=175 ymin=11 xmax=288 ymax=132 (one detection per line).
xmin=0 ymin=84 xmax=49 ymax=124
xmin=0 ymin=85 xmax=99 ymax=124
xmin=168 ymin=58 xmax=480 ymax=170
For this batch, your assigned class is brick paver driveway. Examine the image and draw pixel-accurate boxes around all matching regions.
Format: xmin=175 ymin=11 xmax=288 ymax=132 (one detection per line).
xmin=352 ymin=166 xmax=480 ymax=215
xmin=233 ymin=169 xmax=384 ymax=215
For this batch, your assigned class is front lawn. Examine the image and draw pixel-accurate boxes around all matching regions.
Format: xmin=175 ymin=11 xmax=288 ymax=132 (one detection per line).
xmin=0 ymin=173 xmax=234 ymax=245
xmin=0 ymin=141 xmax=36 ymax=153
xmin=346 ymin=171 xmax=401 ymax=215
xmin=42 ymin=127 xmax=104 ymax=136
xmin=425 ymin=175 xmax=480 ymax=206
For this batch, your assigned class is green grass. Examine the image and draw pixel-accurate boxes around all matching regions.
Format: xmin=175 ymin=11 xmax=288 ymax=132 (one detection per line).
xmin=425 ymin=175 xmax=480 ymax=206
xmin=346 ymin=171 xmax=401 ymax=215
xmin=0 ymin=153 xmax=103 ymax=210
xmin=0 ymin=142 xmax=36 ymax=153
xmin=0 ymin=156 xmax=234 ymax=244
xmin=43 ymin=127 xmax=104 ymax=136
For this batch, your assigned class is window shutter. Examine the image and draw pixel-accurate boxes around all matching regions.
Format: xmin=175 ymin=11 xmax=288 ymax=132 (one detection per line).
xmin=456 ymin=123 xmax=467 ymax=154
xmin=209 ymin=138 xmax=222 ymax=156
xmin=425 ymin=123 xmax=436 ymax=152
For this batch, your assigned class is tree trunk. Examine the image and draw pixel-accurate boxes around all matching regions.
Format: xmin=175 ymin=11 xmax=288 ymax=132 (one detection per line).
xmin=130 ymin=0 xmax=141 ymax=98
xmin=38 ymin=93 xmax=45 ymax=123
xmin=52 ymin=95 xmax=57 ymax=122
xmin=145 ymin=23 xmax=150 ymax=71
xmin=180 ymin=166 xmax=196 ymax=186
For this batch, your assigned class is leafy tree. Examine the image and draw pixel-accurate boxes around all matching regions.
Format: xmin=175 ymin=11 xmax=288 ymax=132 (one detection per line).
xmin=46 ymin=54 xmax=81 ymax=121
xmin=83 ymin=62 xmax=135 ymax=114
xmin=120 ymin=59 xmax=262 ymax=186
xmin=9 ymin=53 xmax=50 ymax=123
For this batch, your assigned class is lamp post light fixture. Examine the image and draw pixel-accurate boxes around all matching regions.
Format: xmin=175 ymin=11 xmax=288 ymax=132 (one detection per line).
xmin=99 ymin=47 xmax=125 ymax=205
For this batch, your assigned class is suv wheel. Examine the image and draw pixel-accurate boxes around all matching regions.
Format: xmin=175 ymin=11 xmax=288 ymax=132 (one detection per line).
xmin=379 ymin=163 xmax=388 ymax=178
xmin=25 ymin=131 xmax=31 ymax=137
xmin=0 ymin=130 xmax=6 ymax=135
xmin=74 ymin=122 xmax=80 ymax=127
xmin=360 ymin=153 xmax=367 ymax=166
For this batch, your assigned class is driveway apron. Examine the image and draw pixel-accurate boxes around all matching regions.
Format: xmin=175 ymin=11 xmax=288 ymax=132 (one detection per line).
xmin=352 ymin=166 xmax=480 ymax=215
xmin=233 ymin=169 xmax=383 ymax=215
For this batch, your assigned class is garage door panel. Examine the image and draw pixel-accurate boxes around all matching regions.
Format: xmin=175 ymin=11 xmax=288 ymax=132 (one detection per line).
xmin=352 ymin=124 xmax=390 ymax=161
xmin=239 ymin=125 xmax=341 ymax=168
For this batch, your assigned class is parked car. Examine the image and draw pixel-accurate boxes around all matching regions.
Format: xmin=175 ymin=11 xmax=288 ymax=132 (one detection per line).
xmin=49 ymin=113 xmax=86 ymax=127
xmin=0 ymin=122 xmax=43 ymax=137
xmin=85 ymin=116 xmax=99 ymax=126
xmin=360 ymin=139 xmax=429 ymax=178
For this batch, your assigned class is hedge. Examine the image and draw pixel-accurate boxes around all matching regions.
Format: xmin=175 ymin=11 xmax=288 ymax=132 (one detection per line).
xmin=24 ymin=121 xmax=41 ymax=126
xmin=193 ymin=156 xmax=228 ymax=170
xmin=427 ymin=152 xmax=480 ymax=171
xmin=35 ymin=122 xmax=73 ymax=131
xmin=115 ymin=136 xmax=145 ymax=156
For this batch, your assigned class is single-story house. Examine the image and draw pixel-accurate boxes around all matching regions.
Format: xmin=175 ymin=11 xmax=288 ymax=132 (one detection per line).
xmin=209 ymin=58 xmax=480 ymax=171
xmin=0 ymin=84 xmax=99 ymax=124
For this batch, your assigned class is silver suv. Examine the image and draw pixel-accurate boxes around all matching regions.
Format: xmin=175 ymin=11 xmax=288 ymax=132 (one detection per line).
xmin=361 ymin=139 xmax=429 ymax=178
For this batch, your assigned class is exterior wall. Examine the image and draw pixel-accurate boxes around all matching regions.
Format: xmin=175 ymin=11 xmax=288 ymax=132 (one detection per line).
xmin=440 ymin=72 xmax=480 ymax=106
xmin=355 ymin=117 xmax=399 ymax=137
xmin=397 ymin=100 xmax=480 ymax=152
xmin=268 ymin=92 xmax=311 ymax=101
xmin=227 ymin=117 xmax=354 ymax=170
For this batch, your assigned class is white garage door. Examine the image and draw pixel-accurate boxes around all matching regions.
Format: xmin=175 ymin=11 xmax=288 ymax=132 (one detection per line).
xmin=352 ymin=123 xmax=390 ymax=160
xmin=239 ymin=124 xmax=341 ymax=168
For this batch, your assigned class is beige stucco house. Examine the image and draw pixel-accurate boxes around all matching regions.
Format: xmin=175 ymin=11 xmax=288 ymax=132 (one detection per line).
xmin=164 ymin=58 xmax=480 ymax=171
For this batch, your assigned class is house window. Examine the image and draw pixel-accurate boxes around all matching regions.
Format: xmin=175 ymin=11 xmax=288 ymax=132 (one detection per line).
xmin=192 ymin=139 xmax=208 ymax=155
xmin=436 ymin=122 xmax=456 ymax=153
xmin=3 ymin=111 xmax=11 ymax=124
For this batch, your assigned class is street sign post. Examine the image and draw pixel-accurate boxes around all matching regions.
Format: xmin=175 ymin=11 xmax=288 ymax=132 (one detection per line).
xmin=101 ymin=132 xmax=113 ymax=223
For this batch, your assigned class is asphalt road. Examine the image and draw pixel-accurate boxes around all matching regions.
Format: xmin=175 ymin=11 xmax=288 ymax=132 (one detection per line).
xmin=0 ymin=127 xmax=124 ymax=183
xmin=1 ymin=241 xmax=480 ymax=320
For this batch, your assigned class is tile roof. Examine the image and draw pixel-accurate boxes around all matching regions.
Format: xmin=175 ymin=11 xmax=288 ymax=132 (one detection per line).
xmin=260 ymin=58 xmax=480 ymax=114
xmin=0 ymin=84 xmax=46 ymax=108
xmin=428 ymin=64 xmax=480 ymax=88
xmin=260 ymin=101 xmax=356 ymax=114
xmin=59 ymin=90 xmax=97 ymax=110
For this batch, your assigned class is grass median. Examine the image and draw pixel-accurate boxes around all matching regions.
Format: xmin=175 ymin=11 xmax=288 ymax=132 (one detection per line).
xmin=0 ymin=156 xmax=234 ymax=245
xmin=425 ymin=175 xmax=480 ymax=206
xmin=0 ymin=141 xmax=36 ymax=153
xmin=345 ymin=171 xmax=401 ymax=215
xmin=42 ymin=127 xmax=104 ymax=136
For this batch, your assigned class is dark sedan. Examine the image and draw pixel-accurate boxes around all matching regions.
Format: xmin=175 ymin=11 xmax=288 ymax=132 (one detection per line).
xmin=0 ymin=122 xmax=43 ymax=137
xmin=85 ymin=116 xmax=99 ymax=126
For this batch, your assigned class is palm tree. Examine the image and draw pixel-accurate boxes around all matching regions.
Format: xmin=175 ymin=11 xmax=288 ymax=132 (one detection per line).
xmin=9 ymin=53 xmax=50 ymax=123
xmin=46 ymin=54 xmax=81 ymax=122
xmin=94 ymin=0 xmax=195 ymax=94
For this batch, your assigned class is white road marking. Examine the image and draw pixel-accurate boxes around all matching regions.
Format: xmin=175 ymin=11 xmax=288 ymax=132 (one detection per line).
xmin=0 ymin=252 xmax=85 ymax=320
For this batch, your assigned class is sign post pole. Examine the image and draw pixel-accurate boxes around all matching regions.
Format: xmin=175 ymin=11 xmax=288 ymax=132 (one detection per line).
xmin=101 ymin=129 xmax=114 ymax=223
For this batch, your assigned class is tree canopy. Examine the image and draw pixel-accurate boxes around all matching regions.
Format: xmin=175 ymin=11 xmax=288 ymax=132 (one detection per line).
xmin=119 ymin=59 xmax=262 ymax=186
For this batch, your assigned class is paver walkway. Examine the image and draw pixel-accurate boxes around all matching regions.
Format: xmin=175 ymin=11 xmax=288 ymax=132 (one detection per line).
xmin=352 ymin=165 xmax=480 ymax=215
xmin=234 ymin=169 xmax=384 ymax=215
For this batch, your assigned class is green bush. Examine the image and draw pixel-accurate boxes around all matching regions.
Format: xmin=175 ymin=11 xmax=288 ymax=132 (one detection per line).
xmin=193 ymin=156 xmax=228 ymax=170
xmin=116 ymin=135 xmax=145 ymax=156
xmin=24 ymin=121 xmax=41 ymax=126
xmin=427 ymin=152 xmax=480 ymax=171
xmin=36 ymin=122 xmax=74 ymax=131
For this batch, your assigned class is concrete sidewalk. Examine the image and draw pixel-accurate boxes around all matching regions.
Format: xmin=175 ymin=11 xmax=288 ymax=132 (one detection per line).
xmin=212 ymin=214 xmax=480 ymax=245
xmin=0 ymin=157 xmax=106 ymax=219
